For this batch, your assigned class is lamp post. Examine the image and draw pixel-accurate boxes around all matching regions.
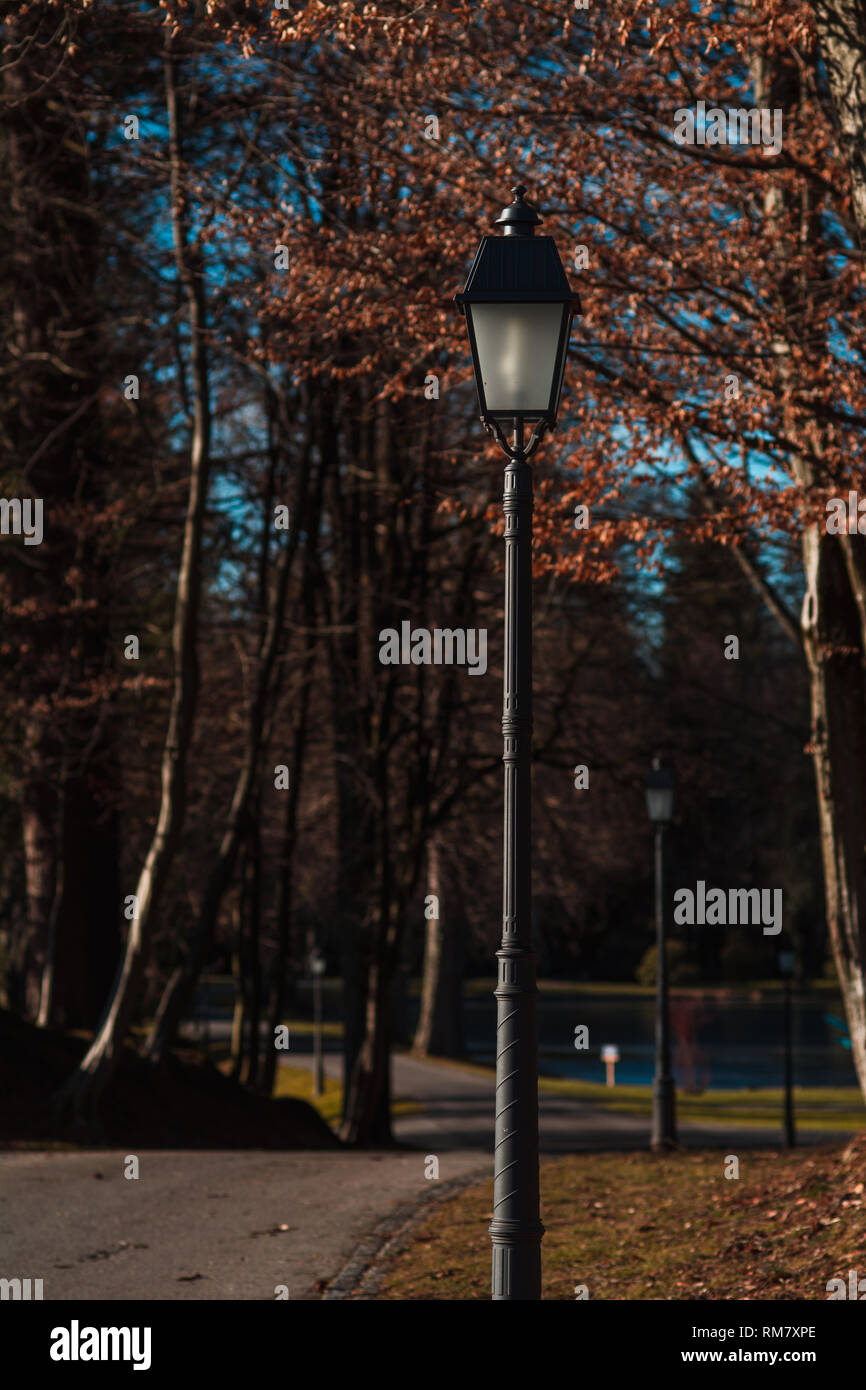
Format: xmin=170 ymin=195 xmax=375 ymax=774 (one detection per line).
xmin=778 ymin=949 xmax=796 ymax=1150
xmin=310 ymin=949 xmax=326 ymax=1098
xmin=646 ymin=756 xmax=676 ymax=1151
xmin=456 ymin=185 xmax=579 ymax=1301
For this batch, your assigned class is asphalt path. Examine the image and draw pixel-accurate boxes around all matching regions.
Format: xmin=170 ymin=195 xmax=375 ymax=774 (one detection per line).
xmin=1 ymin=1049 xmax=854 ymax=1300
xmin=297 ymin=1047 xmax=854 ymax=1153
xmin=0 ymin=1146 xmax=488 ymax=1301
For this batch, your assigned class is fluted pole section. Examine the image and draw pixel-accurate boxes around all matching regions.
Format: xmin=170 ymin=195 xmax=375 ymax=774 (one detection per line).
xmin=490 ymin=421 xmax=543 ymax=1300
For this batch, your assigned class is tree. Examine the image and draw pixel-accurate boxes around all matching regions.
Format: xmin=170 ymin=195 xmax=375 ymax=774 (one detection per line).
xmin=54 ymin=22 xmax=213 ymax=1123
xmin=6 ymin=0 xmax=864 ymax=1148
xmin=0 ymin=2 xmax=129 ymax=1029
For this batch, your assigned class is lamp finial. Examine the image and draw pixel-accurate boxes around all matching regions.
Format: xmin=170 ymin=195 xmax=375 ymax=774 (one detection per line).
xmin=495 ymin=184 xmax=542 ymax=237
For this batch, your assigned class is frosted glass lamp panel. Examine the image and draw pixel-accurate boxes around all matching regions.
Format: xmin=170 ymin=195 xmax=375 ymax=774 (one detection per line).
xmin=645 ymin=786 xmax=674 ymax=824
xmin=470 ymin=302 xmax=563 ymax=416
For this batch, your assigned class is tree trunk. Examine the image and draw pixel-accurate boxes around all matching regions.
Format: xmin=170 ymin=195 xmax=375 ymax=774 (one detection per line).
xmin=413 ymin=836 xmax=465 ymax=1058
xmin=339 ymin=733 xmax=398 ymax=1146
xmin=812 ymin=0 xmax=866 ymax=250
xmin=800 ymin=523 xmax=866 ymax=1093
xmin=751 ymin=32 xmax=866 ymax=1104
xmin=340 ymin=949 xmax=393 ymax=1147
xmin=260 ymin=612 xmax=316 ymax=1096
xmin=230 ymin=944 xmax=245 ymax=1085
xmin=52 ymin=33 xmax=211 ymax=1128
xmin=3 ymin=7 xmax=122 ymax=1032
xmin=50 ymin=752 xmax=122 ymax=1029
xmin=20 ymin=717 xmax=60 ymax=1022
xmin=243 ymin=813 xmax=262 ymax=1089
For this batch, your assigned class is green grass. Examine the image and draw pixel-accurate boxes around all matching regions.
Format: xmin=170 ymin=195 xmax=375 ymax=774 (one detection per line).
xmin=375 ymin=1139 xmax=866 ymax=1299
xmin=537 ymin=1074 xmax=866 ymax=1131
xmin=397 ymin=1050 xmax=865 ymax=1132
xmin=273 ymin=1062 xmax=422 ymax=1129
xmin=461 ymin=978 xmax=663 ymax=998
xmin=460 ymin=978 xmax=844 ymax=998
xmin=277 ymin=1019 xmax=344 ymax=1039
xmin=273 ymin=1064 xmax=346 ymax=1125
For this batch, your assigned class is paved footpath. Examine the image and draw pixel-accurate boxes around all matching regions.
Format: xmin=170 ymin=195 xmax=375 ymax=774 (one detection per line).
xmin=1 ymin=1052 xmax=854 ymax=1300
xmin=0 ymin=1146 xmax=487 ymax=1301
xmin=303 ymin=1049 xmax=854 ymax=1155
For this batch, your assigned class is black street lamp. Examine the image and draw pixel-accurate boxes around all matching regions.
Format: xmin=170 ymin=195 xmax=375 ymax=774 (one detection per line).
xmin=778 ymin=948 xmax=796 ymax=1150
xmin=645 ymin=756 xmax=677 ymax=1152
xmin=456 ymin=185 xmax=579 ymax=1301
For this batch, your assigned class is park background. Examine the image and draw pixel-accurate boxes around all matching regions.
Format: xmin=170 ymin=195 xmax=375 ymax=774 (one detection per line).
xmin=3 ymin=0 xmax=866 ymax=1301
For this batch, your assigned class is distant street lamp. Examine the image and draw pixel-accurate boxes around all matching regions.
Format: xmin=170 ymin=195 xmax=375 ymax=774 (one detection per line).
xmin=778 ymin=949 xmax=796 ymax=1149
xmin=646 ymin=756 xmax=677 ymax=1151
xmin=310 ymin=949 xmax=326 ymax=1098
xmin=601 ymin=1043 xmax=620 ymax=1087
xmin=456 ymin=185 xmax=579 ymax=1302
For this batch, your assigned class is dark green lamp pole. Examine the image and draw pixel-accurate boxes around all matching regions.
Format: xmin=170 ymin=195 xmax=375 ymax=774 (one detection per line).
xmin=646 ymin=756 xmax=677 ymax=1151
xmin=456 ymin=186 xmax=579 ymax=1300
